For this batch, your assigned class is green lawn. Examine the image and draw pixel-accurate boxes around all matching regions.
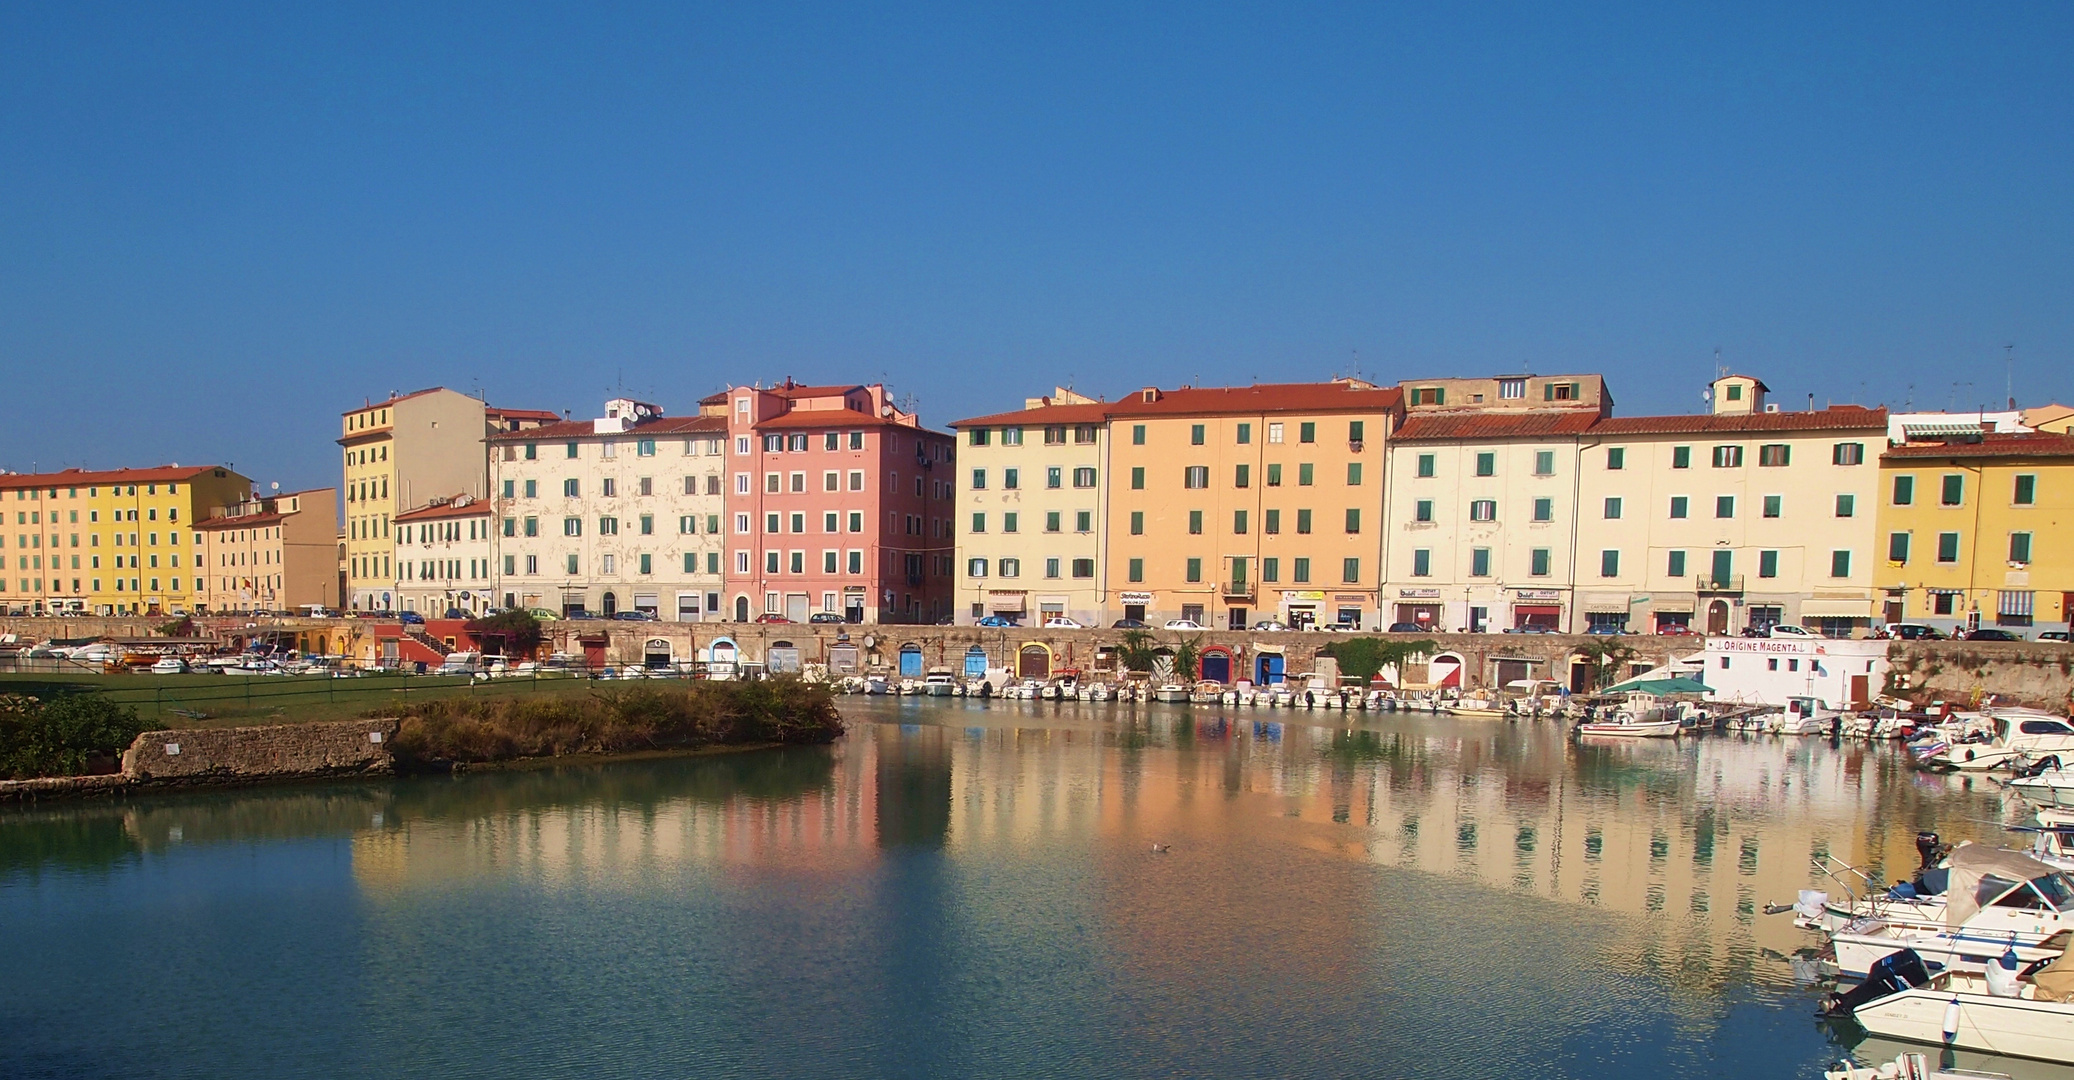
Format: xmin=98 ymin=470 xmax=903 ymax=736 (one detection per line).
xmin=0 ymin=671 xmax=609 ymax=728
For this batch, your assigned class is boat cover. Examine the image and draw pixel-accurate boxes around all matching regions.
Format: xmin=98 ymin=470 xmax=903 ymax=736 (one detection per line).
xmin=1946 ymin=842 xmax=2062 ymax=927
xmin=2033 ymin=958 xmax=2074 ymax=1003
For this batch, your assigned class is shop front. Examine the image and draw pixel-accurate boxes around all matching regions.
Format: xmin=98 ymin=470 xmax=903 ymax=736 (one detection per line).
xmin=1510 ymin=589 xmax=1564 ymax=632
xmin=1283 ymin=590 xmax=1328 ymax=629
xmin=1330 ymin=593 xmax=1374 ymax=629
xmin=1118 ymin=591 xmax=1153 ymax=624
xmin=986 ymin=590 xmax=1028 ymax=624
xmin=1393 ymin=588 xmax=1442 ymax=630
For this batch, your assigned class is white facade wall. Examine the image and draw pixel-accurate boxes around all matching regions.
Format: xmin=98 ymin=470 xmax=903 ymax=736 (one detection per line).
xmin=394 ymin=504 xmax=495 ymax=616
xmin=1703 ymin=636 xmax=1888 ymax=709
xmin=1381 ymin=438 xmax=1584 ymax=633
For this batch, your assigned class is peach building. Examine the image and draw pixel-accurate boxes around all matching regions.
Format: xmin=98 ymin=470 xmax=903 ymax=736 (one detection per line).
xmin=193 ymin=487 xmax=339 ymax=613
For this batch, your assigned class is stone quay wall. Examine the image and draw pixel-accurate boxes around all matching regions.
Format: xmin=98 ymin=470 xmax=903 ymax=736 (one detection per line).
xmin=121 ymin=718 xmax=399 ymax=784
xmin=1887 ymin=640 xmax=2074 ymax=710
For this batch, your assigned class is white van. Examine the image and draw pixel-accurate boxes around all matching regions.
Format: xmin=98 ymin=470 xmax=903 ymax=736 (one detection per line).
xmin=437 ymin=651 xmax=484 ymax=675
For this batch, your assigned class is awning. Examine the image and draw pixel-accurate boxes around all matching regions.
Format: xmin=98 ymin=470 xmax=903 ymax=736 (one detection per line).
xmin=1800 ymin=598 xmax=1874 ymax=618
xmin=1513 ymin=605 xmax=1561 ymax=616
xmin=1604 ymin=676 xmax=1709 ymax=695
xmin=988 ymin=594 xmax=1027 ymax=612
xmin=1650 ymin=599 xmax=1696 ymax=613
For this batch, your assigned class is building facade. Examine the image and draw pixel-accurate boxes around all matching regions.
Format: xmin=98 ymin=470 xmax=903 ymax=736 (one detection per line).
xmin=1874 ymin=431 xmax=2074 ymax=635
xmin=193 ymin=487 xmax=339 ymax=613
xmin=720 ymin=380 xmax=956 ymax=624
xmin=1104 ymin=379 xmax=1403 ymax=630
xmin=340 ymin=388 xmax=558 ymax=611
xmin=487 ymin=399 xmax=729 ymax=621
xmin=950 ymin=389 xmax=1110 ymax=626
xmin=0 ymin=465 xmax=250 ymax=615
xmin=393 ymin=494 xmax=496 ymax=617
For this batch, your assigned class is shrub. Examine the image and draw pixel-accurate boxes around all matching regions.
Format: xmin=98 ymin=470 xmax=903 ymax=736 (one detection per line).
xmin=464 ymin=610 xmax=544 ymax=657
xmin=0 ymin=694 xmax=150 ymax=779
xmin=1321 ymin=638 xmax=1438 ymax=682
xmin=386 ymin=680 xmax=845 ymax=766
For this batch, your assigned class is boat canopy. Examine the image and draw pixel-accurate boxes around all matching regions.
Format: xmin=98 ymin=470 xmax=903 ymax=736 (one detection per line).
xmin=1946 ymin=842 xmax=2070 ymax=927
xmin=1602 ymin=676 xmax=1709 ymax=695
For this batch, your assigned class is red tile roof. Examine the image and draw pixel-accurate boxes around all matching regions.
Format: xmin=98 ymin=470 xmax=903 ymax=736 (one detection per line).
xmin=1392 ymin=411 xmax=1602 ymax=442
xmin=769 ymin=383 xmax=865 ymax=399
xmin=0 ymin=465 xmax=238 ymax=490
xmin=394 ymin=496 xmax=493 ymax=523
xmin=1104 ymin=381 xmax=1403 ymax=419
xmin=754 ymin=409 xmax=946 ymax=435
xmin=485 ymin=415 xmax=727 ymax=442
xmin=1883 ymin=432 xmax=2074 ymax=460
xmin=194 ymin=512 xmax=287 ymax=530
xmin=1592 ymin=405 xmax=1886 ymax=436
xmin=950 ymin=402 xmax=1114 ymax=428
xmin=485 ymin=406 xmax=562 ymax=422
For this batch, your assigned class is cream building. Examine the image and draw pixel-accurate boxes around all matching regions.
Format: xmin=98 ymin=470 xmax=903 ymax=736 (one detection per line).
xmin=950 ymin=389 xmax=1110 ymax=626
xmin=488 ymin=399 xmax=729 ymax=620
xmin=1575 ymin=376 xmax=1887 ymax=636
xmin=340 ymin=387 xmax=558 ymax=612
xmin=193 ymin=487 xmax=339 ymax=613
xmin=393 ymin=494 xmax=495 ymax=617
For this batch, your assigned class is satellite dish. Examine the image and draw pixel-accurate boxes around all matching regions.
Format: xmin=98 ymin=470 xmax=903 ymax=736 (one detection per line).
xmin=270 ymin=482 xmax=280 ymax=491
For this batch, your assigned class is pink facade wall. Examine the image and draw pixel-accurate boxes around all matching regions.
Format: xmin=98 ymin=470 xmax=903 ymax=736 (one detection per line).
xmin=720 ymin=383 xmax=956 ymax=624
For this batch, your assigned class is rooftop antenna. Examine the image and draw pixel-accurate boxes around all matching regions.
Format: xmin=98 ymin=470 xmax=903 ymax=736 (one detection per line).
xmin=2006 ymin=344 xmax=2015 ymax=409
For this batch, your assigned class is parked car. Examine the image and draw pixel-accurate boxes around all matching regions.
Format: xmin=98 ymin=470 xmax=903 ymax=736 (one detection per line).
xmin=1163 ymin=619 xmax=1204 ymax=630
xmin=1885 ymin=623 xmax=1944 ymax=640
xmin=1965 ymin=628 xmax=2023 ymax=642
xmin=977 ymin=615 xmax=1019 ymax=627
xmin=438 ymin=651 xmax=485 ymax=676
xmin=398 ymin=611 xmax=426 ymax=625
xmin=1043 ymin=617 xmax=1085 ymax=629
xmin=753 ymin=613 xmax=793 ymax=624
xmin=611 ymin=611 xmax=658 ymax=621
xmin=1762 ymin=623 xmax=1813 ymax=638
xmin=2040 ymin=631 xmax=2071 ymax=642
xmin=563 ymin=610 xmax=600 ymax=620
xmin=1506 ymin=625 xmax=1557 ymax=634
xmin=1252 ymin=620 xmax=1289 ymax=631
xmin=524 ymin=608 xmax=561 ymax=621
xmin=809 ymin=613 xmax=846 ymax=624
xmin=1656 ymin=624 xmax=1698 ymax=636
xmin=1584 ymin=626 xmax=1630 ymax=635
xmin=1110 ymin=619 xmax=1150 ymax=629
xmin=1323 ymin=620 xmax=1361 ymax=632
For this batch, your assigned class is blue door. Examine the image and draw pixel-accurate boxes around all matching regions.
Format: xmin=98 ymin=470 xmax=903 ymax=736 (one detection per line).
xmin=963 ymin=646 xmax=988 ymax=677
xmin=1201 ymin=651 xmax=1231 ymax=683
xmin=1256 ymin=653 xmax=1285 ymax=685
xmin=899 ymin=645 xmax=924 ymax=676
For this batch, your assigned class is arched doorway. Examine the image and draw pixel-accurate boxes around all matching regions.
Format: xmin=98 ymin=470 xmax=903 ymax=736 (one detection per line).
xmin=1200 ymin=647 xmax=1233 ymax=683
xmin=706 ymin=638 xmax=738 ymax=679
xmin=734 ymin=595 xmax=750 ymax=622
xmin=1428 ymin=652 xmax=1464 ymax=689
xmin=1018 ymin=644 xmax=1051 ymax=678
xmin=898 ymin=643 xmax=924 ymax=676
xmin=314 ymin=635 xmax=328 ymax=655
xmin=644 ymin=638 xmax=672 ymax=670
xmin=1706 ymin=600 xmax=1730 ymax=636
xmin=1255 ymin=651 xmax=1285 ymax=685
xmin=768 ymin=639 xmax=802 ymax=674
xmin=602 ymin=592 xmax=618 ymax=617
xmin=963 ymin=645 xmax=989 ymax=677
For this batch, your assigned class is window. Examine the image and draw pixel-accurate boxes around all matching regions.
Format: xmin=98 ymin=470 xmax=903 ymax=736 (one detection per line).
xmin=599 ymin=516 xmax=619 ymax=535
xmin=969 ymin=428 xmax=990 ymax=447
xmin=1470 ymin=500 xmax=1496 ymax=521
xmin=1076 ymin=511 xmax=1092 ymax=533
xmin=566 ymin=442 xmax=580 ymax=459
xmin=1127 ymin=558 xmax=1144 ymax=583
xmin=1410 ymin=550 xmax=1429 ymax=577
xmin=1941 ymin=474 xmax=1964 ymax=506
xmin=1534 ymin=451 xmax=1555 ymax=476
xmin=1073 ymin=467 xmax=1096 ymax=488
xmin=1002 ymin=468 xmax=1018 ymax=490
xmin=849 ymin=470 xmax=865 ymax=491
xmin=2015 ymin=474 xmax=2037 ymax=505
xmin=640 ymin=514 xmax=654 ymax=535
xmin=1475 ymin=453 xmax=1495 ymax=477
xmin=1712 ymin=445 xmax=1743 ymax=468
xmin=1667 ymin=550 xmax=1686 ymax=578
xmin=1342 ymin=557 xmax=1360 ymax=583
xmin=563 ymin=478 xmax=580 ymax=497
xmin=1888 ymin=532 xmax=1911 ymax=563
xmin=1345 ymin=462 xmax=1362 ymax=486
xmin=999 ymin=428 xmax=1020 ymax=447
xmin=1669 ymin=496 xmax=1688 ymax=519
xmin=765 ymin=473 xmax=780 ymax=494
xmin=501 ymin=479 xmax=515 ymax=498
xmin=1131 ymin=424 xmax=1146 ymax=445
xmin=1532 ymin=497 xmax=1552 ymax=522
xmin=1469 ymin=548 xmax=1491 ymax=577
xmin=1349 ymin=421 xmax=1365 ymax=443
xmin=1293 ymin=557 xmax=1312 ymax=583
xmin=1266 ymin=463 xmax=1282 ymax=487
xmin=1599 ymin=550 xmax=1620 ymax=577
xmin=567 ymin=554 xmax=580 ymax=573
xmin=524 ymin=480 xmax=537 ymax=498
xmin=2011 ymin=532 xmax=2033 ymax=564
xmin=1071 ymin=559 xmax=1095 ymax=578
xmin=1190 ymin=424 xmax=1205 ymax=446
xmin=1414 ymin=500 xmax=1433 ymax=523
xmin=971 ymin=513 xmax=986 ymax=533
xmin=1893 ymin=475 xmax=1915 ymax=505
xmin=968 ymin=558 xmax=988 ymax=577
xmin=1409 ymin=387 xmax=1444 ymax=406
xmin=1261 ymin=557 xmax=1280 ymax=582
xmin=1299 ymin=422 xmax=1315 ymax=444
xmin=1046 ymin=467 xmax=1063 ymax=489
xmin=824 ymin=511 xmax=838 ymax=532
xmin=1937 ymin=531 xmax=1961 ymax=563
xmin=563 ymin=517 xmax=582 ymax=536
xmin=524 ymin=517 xmax=538 ymax=537
xmin=1233 ymin=510 xmax=1248 ymax=534
xmin=1046 ymin=511 xmax=1062 ymax=533
xmin=1758 ymin=444 xmax=1790 ymax=467
xmin=1003 ymin=512 xmax=1018 ymax=532
xmin=1129 ymin=511 xmax=1143 ymax=535
xmin=1130 ymin=467 xmax=1145 ymax=490
xmin=1044 ymin=425 xmax=1066 ymax=445
xmin=1235 ymin=464 xmax=1251 ymax=488
xmin=1416 ymin=453 xmax=1436 ymax=478
xmin=1544 ymin=382 xmax=1580 ymax=401
xmin=766 ymin=551 xmax=780 ymax=573
xmin=524 ymin=443 xmax=537 ymax=461
xmin=1296 ymin=509 xmax=1312 ymax=534
xmin=1602 ymin=497 xmax=1622 ymax=520
xmin=1606 ymin=447 xmax=1624 ymax=470
xmin=1834 ymin=442 xmax=1864 ymax=466
xmin=1184 ymin=466 xmax=1209 ymax=488
xmin=1530 ymin=548 xmax=1551 ymax=576
xmin=1716 ymin=496 xmax=1735 ymax=519
xmin=971 ymin=469 xmax=986 ymax=490
xmin=765 ymin=513 xmax=780 ymax=534
xmin=1672 ymin=446 xmax=1691 ymax=469
xmin=1188 ymin=510 xmax=1203 ymax=535
xmin=1829 ymin=550 xmax=1852 ymax=578
xmin=1498 ymin=378 xmax=1525 ymax=400
xmin=1185 ymin=558 xmax=1201 ymax=582
xmin=1263 ymin=509 xmax=1280 ymax=533
xmin=1344 ymin=508 xmax=1361 ymax=533
xmin=849 ymin=550 xmax=864 ymax=573
xmin=1834 ymin=494 xmax=1855 ymax=518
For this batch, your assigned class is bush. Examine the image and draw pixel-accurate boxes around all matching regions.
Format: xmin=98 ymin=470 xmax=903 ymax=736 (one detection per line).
xmin=0 ymin=693 xmax=150 ymax=779
xmin=464 ymin=610 xmax=544 ymax=657
xmin=386 ymin=680 xmax=845 ymax=766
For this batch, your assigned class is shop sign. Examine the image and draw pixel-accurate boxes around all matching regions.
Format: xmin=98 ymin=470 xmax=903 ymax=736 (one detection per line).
xmin=1118 ymin=592 xmax=1155 ymax=604
xmin=1513 ymin=589 xmax=1561 ymax=601
xmin=1333 ymin=594 xmax=1368 ymax=603
xmin=1285 ymin=590 xmax=1327 ymax=601
xmin=1397 ymin=588 xmax=1442 ymax=599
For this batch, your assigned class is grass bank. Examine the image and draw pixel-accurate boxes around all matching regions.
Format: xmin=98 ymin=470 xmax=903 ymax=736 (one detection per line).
xmin=385 ymin=680 xmax=846 ymax=770
xmin=0 ymin=671 xmax=608 ymax=728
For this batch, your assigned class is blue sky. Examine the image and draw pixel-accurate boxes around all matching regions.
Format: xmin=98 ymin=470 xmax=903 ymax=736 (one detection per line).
xmin=2 ymin=2 xmax=2069 ymax=491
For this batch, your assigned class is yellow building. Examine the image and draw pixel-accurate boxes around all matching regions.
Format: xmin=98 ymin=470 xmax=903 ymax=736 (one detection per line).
xmin=950 ymin=389 xmax=1111 ymax=626
xmin=193 ymin=487 xmax=340 ymax=614
xmin=0 ymin=465 xmax=250 ymax=615
xmin=1105 ymin=380 xmax=1403 ymax=634
xmin=1875 ymin=432 xmax=2074 ymax=635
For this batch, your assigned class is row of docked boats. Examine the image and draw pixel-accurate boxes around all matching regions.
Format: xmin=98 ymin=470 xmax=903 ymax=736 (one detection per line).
xmin=834 ymin=671 xmax=1576 ymax=712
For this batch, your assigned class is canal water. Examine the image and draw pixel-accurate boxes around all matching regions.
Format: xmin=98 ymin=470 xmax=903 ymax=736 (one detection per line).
xmin=0 ymin=699 xmax=2053 ymax=1079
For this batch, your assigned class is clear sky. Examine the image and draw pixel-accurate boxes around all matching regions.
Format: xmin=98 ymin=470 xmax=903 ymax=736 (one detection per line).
xmin=3 ymin=2 xmax=2070 ymax=492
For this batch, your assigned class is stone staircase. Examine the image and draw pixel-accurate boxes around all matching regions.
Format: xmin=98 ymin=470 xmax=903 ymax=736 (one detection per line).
xmin=405 ymin=628 xmax=453 ymax=658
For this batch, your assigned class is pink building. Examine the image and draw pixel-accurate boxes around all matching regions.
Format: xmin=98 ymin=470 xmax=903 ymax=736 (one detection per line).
xmin=716 ymin=380 xmax=957 ymax=625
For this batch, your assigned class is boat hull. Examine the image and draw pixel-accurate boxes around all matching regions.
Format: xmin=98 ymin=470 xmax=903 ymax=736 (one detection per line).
xmin=1577 ymin=721 xmax=1681 ymax=738
xmin=1853 ymin=988 xmax=2074 ymax=1063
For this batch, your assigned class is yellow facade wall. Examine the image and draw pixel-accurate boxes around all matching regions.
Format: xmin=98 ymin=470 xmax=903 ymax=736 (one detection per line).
xmin=1875 ymin=444 xmax=2074 ymax=634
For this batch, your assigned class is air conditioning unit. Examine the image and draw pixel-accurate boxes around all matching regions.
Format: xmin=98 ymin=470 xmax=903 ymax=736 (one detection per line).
xmin=1764 ymin=403 xmax=1781 ymax=413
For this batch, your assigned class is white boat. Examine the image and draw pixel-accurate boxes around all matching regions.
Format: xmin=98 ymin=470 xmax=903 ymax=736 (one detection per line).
xmin=149 ymin=657 xmax=187 ymax=674
xmin=1576 ymin=718 xmax=1682 ymax=738
xmin=922 ymin=671 xmax=958 ymax=696
xmin=2011 ymin=770 xmax=2074 ymax=810
xmin=1827 ymin=948 xmax=2074 ymax=1065
xmin=1820 ymin=844 xmax=2074 ymax=976
xmin=864 ymin=675 xmax=891 ymax=695
xmin=1152 ymin=683 xmax=1191 ymax=704
xmin=1447 ymin=695 xmax=1507 ymax=719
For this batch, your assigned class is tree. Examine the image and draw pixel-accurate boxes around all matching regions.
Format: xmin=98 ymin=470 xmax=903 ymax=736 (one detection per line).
xmin=1321 ymin=637 xmax=1438 ymax=682
xmin=464 ymin=610 xmax=544 ymax=657
xmin=1575 ymin=638 xmax=1640 ymax=690
xmin=1170 ymin=634 xmax=1204 ymax=682
xmin=1115 ymin=630 xmax=1156 ymax=674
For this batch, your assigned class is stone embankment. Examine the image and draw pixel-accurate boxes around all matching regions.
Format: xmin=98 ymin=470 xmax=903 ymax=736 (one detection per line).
xmin=2 ymin=718 xmax=398 ymax=803
xmin=1887 ymin=640 xmax=2074 ymax=709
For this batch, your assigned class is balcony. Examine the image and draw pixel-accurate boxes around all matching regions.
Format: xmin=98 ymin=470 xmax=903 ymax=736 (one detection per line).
xmin=1222 ymin=580 xmax=1255 ymax=601
xmin=1694 ymin=575 xmax=1745 ymax=594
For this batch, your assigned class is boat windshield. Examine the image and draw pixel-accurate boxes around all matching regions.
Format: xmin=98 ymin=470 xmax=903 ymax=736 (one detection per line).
xmin=1979 ymin=872 xmax=2074 ymax=912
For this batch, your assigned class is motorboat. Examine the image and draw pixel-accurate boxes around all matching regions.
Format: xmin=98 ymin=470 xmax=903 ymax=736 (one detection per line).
xmin=2012 ymin=770 xmax=2074 ymax=811
xmin=922 ymin=670 xmax=958 ymax=696
xmin=149 ymin=656 xmax=187 ymax=675
xmin=1919 ymin=710 xmax=2074 ymax=772
xmin=1576 ymin=716 xmax=1681 ymax=738
xmin=863 ymin=675 xmax=891 ymax=695
xmin=1447 ymin=695 xmax=1507 ymax=719
xmin=1778 ymin=695 xmax=1842 ymax=735
xmin=1816 ymin=843 xmax=2074 ymax=975
xmin=1823 ymin=948 xmax=2074 ymax=1064
xmin=1152 ymin=683 xmax=1191 ymax=704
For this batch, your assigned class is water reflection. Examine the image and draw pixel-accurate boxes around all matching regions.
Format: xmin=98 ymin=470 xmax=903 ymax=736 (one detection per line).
xmin=0 ymin=699 xmax=2038 ymax=1079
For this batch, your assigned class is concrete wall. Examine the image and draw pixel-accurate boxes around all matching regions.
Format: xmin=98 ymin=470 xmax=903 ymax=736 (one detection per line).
xmin=1888 ymin=640 xmax=2074 ymax=710
xmin=120 ymin=718 xmax=398 ymax=784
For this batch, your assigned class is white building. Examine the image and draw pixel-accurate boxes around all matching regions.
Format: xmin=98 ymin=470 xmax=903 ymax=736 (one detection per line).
xmin=1703 ymin=635 xmax=1888 ymax=709
xmin=488 ymin=399 xmax=729 ymax=620
xmin=393 ymin=493 xmax=495 ymax=617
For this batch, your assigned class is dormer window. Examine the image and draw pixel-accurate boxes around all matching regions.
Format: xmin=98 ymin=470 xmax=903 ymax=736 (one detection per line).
xmin=1498 ymin=378 xmax=1525 ymax=399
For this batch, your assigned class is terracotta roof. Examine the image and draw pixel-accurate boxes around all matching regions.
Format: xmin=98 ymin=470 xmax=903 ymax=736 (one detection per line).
xmin=1592 ymin=406 xmax=1886 ymax=436
xmin=340 ymin=387 xmax=449 ymax=415
xmin=767 ymin=382 xmax=865 ymax=399
xmin=1104 ymin=381 xmax=1403 ymax=419
xmin=1883 ymin=432 xmax=2074 ymax=460
xmin=485 ymin=406 xmax=562 ymax=422
xmin=1392 ymin=412 xmax=1601 ymax=442
xmin=395 ymin=496 xmax=493 ymax=523
xmin=950 ymin=402 xmax=1113 ymax=428
xmin=485 ymin=415 xmax=726 ymax=442
xmin=753 ymin=409 xmax=941 ymax=434
xmin=0 ymin=465 xmax=237 ymax=491
xmin=194 ymin=512 xmax=287 ymax=530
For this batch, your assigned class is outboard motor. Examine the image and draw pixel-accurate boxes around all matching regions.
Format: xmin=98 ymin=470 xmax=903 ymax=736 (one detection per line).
xmin=1916 ymin=832 xmax=1943 ymax=871
xmin=1820 ymin=949 xmax=1931 ymax=1016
